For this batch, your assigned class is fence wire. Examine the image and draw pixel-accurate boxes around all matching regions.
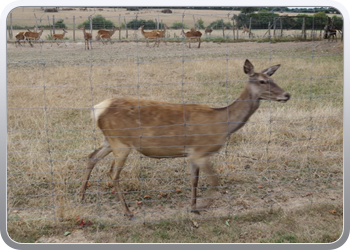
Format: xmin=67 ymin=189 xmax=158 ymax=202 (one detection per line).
xmin=7 ymin=7 xmax=343 ymax=232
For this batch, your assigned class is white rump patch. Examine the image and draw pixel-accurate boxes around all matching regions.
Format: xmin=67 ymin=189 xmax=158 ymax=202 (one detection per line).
xmin=92 ymin=99 xmax=113 ymax=124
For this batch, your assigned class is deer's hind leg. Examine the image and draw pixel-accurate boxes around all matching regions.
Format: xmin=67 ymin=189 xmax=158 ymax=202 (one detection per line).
xmin=80 ymin=139 xmax=112 ymax=201
xmin=107 ymin=142 xmax=133 ymax=218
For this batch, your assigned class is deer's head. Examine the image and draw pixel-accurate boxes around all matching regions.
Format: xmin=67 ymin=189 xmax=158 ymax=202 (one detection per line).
xmin=244 ymin=59 xmax=291 ymax=103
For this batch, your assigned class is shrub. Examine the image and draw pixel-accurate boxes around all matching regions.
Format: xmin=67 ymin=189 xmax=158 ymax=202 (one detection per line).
xmin=171 ymin=22 xmax=187 ymax=29
xmin=54 ymin=19 xmax=67 ymax=29
xmin=126 ymin=19 xmax=157 ymax=30
xmin=78 ymin=15 xmax=115 ymax=29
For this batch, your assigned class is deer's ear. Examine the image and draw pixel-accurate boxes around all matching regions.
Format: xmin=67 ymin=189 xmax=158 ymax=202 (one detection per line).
xmin=261 ymin=64 xmax=281 ymax=76
xmin=244 ymin=59 xmax=255 ymax=76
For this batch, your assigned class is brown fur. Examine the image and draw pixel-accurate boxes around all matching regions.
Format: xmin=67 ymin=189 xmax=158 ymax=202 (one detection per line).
xmin=79 ymin=26 xmax=92 ymax=50
xmin=182 ymin=28 xmax=202 ymax=48
xmin=24 ymin=27 xmax=44 ymax=47
xmin=205 ymin=27 xmax=213 ymax=35
xmin=52 ymin=29 xmax=68 ymax=46
xmin=140 ymin=25 xmax=162 ymax=47
xmin=79 ymin=59 xmax=291 ymax=219
xmin=96 ymin=26 xmax=118 ymax=44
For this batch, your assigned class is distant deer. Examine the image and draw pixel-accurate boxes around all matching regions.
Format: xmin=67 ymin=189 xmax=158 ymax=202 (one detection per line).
xmin=79 ymin=26 xmax=92 ymax=50
xmin=153 ymin=25 xmax=167 ymax=45
xmin=51 ymin=29 xmax=68 ymax=46
xmin=24 ymin=27 xmax=44 ymax=47
xmin=79 ymin=59 xmax=291 ymax=219
xmin=327 ymin=28 xmax=337 ymax=42
xmin=240 ymin=25 xmax=250 ymax=34
xmin=140 ymin=25 xmax=162 ymax=47
xmin=182 ymin=28 xmax=202 ymax=48
xmin=205 ymin=27 xmax=213 ymax=35
xmin=14 ymin=29 xmax=31 ymax=47
xmin=96 ymin=26 xmax=119 ymax=44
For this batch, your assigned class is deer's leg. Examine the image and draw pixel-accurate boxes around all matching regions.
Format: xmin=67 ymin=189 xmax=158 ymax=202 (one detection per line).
xmin=190 ymin=155 xmax=219 ymax=214
xmin=108 ymin=144 xmax=132 ymax=218
xmin=190 ymin=163 xmax=200 ymax=214
xmin=198 ymin=37 xmax=201 ymax=48
xmin=79 ymin=139 xmax=112 ymax=201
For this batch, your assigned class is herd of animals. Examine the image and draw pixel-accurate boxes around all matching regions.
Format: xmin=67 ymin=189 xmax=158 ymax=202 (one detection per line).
xmin=13 ymin=25 xmax=259 ymax=49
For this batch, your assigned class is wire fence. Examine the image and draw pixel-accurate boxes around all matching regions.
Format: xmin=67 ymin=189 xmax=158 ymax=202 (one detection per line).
xmin=7 ymin=7 xmax=343 ymax=235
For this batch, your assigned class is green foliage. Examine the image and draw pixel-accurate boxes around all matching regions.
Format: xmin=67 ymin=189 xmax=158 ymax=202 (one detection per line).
xmin=240 ymin=7 xmax=259 ymax=14
xmin=54 ymin=19 xmax=66 ymax=29
xmin=207 ymin=19 xmax=232 ymax=29
xmin=78 ymin=15 xmax=115 ymax=29
xmin=196 ymin=18 xmax=205 ymax=29
xmin=171 ymin=22 xmax=187 ymax=29
xmin=126 ymin=19 xmax=157 ymax=30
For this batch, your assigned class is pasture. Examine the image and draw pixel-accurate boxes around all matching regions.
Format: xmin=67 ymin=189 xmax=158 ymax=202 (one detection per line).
xmin=7 ymin=7 xmax=343 ymax=244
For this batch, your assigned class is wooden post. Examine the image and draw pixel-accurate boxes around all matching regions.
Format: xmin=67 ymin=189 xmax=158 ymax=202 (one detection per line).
xmin=47 ymin=16 xmax=52 ymax=36
xmin=157 ymin=14 xmax=160 ymax=30
xmin=222 ymin=19 xmax=225 ymax=37
xmin=236 ymin=16 xmax=239 ymax=40
xmin=118 ymin=14 xmax=121 ymax=40
xmin=249 ymin=17 xmax=252 ymax=39
xmin=268 ymin=21 xmax=271 ymax=39
xmin=9 ymin=13 xmax=13 ymax=39
xmin=124 ymin=17 xmax=128 ymax=39
xmin=302 ymin=16 xmax=306 ymax=40
xmin=73 ymin=16 xmax=75 ymax=41
xmin=280 ymin=17 xmax=283 ymax=37
xmin=273 ymin=18 xmax=276 ymax=38
xmin=53 ymin=15 xmax=55 ymax=34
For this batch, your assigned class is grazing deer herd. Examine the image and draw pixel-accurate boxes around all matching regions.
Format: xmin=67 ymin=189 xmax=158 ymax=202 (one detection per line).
xmin=13 ymin=23 xmax=341 ymax=49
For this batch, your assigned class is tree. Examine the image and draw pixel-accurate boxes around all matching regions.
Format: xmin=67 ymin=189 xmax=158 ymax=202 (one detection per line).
xmin=78 ymin=15 xmax=115 ymax=29
xmin=240 ymin=7 xmax=259 ymax=14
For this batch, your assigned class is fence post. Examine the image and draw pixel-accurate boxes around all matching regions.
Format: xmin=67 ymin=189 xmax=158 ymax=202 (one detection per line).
xmin=8 ymin=13 xmax=13 ymax=39
xmin=118 ymin=14 xmax=121 ymax=40
xmin=280 ymin=17 xmax=283 ymax=37
xmin=268 ymin=21 xmax=271 ymax=39
xmin=124 ymin=17 xmax=128 ymax=39
xmin=249 ymin=17 xmax=252 ymax=39
xmin=302 ymin=17 xmax=306 ymax=40
xmin=73 ymin=16 xmax=75 ymax=41
xmin=47 ymin=16 xmax=52 ymax=36
xmin=273 ymin=17 xmax=276 ymax=38
xmin=236 ymin=15 xmax=239 ymax=40
xmin=52 ymin=15 xmax=55 ymax=34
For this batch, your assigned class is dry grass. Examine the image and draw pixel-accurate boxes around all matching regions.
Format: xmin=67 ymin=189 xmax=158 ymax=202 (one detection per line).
xmin=6 ymin=13 xmax=343 ymax=243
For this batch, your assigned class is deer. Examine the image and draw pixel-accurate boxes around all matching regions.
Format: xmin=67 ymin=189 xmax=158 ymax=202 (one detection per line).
xmin=79 ymin=26 xmax=92 ymax=50
xmin=152 ymin=25 xmax=167 ymax=45
xmin=79 ymin=59 xmax=291 ymax=219
xmin=24 ymin=27 xmax=44 ymax=47
xmin=182 ymin=28 xmax=202 ymax=48
xmin=51 ymin=29 xmax=68 ymax=46
xmin=14 ymin=29 xmax=31 ymax=47
xmin=240 ymin=26 xmax=250 ymax=34
xmin=204 ymin=27 xmax=213 ymax=35
xmin=96 ymin=26 xmax=119 ymax=44
xmin=327 ymin=28 xmax=337 ymax=42
xmin=140 ymin=25 xmax=162 ymax=47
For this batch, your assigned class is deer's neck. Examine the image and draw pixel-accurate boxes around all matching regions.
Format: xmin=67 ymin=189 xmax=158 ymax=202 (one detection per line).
xmin=220 ymin=84 xmax=260 ymax=134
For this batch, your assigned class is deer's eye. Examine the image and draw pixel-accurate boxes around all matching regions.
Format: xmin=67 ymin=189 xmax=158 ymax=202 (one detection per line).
xmin=260 ymin=80 xmax=266 ymax=84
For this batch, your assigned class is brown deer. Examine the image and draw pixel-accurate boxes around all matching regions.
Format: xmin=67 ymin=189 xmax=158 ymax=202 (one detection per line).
xmin=79 ymin=59 xmax=291 ymax=219
xmin=24 ymin=27 xmax=44 ymax=47
xmin=327 ymin=28 xmax=337 ymax=42
xmin=79 ymin=26 xmax=92 ymax=50
xmin=182 ymin=28 xmax=202 ymax=48
xmin=51 ymin=29 xmax=68 ymax=46
xmin=14 ymin=29 xmax=31 ymax=47
xmin=140 ymin=25 xmax=162 ymax=47
xmin=152 ymin=25 xmax=167 ymax=45
xmin=205 ymin=27 xmax=213 ymax=35
xmin=240 ymin=25 xmax=250 ymax=34
xmin=96 ymin=26 xmax=119 ymax=44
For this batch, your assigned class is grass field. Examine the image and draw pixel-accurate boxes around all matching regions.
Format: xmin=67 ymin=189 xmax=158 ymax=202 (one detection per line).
xmin=7 ymin=7 xmax=343 ymax=244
